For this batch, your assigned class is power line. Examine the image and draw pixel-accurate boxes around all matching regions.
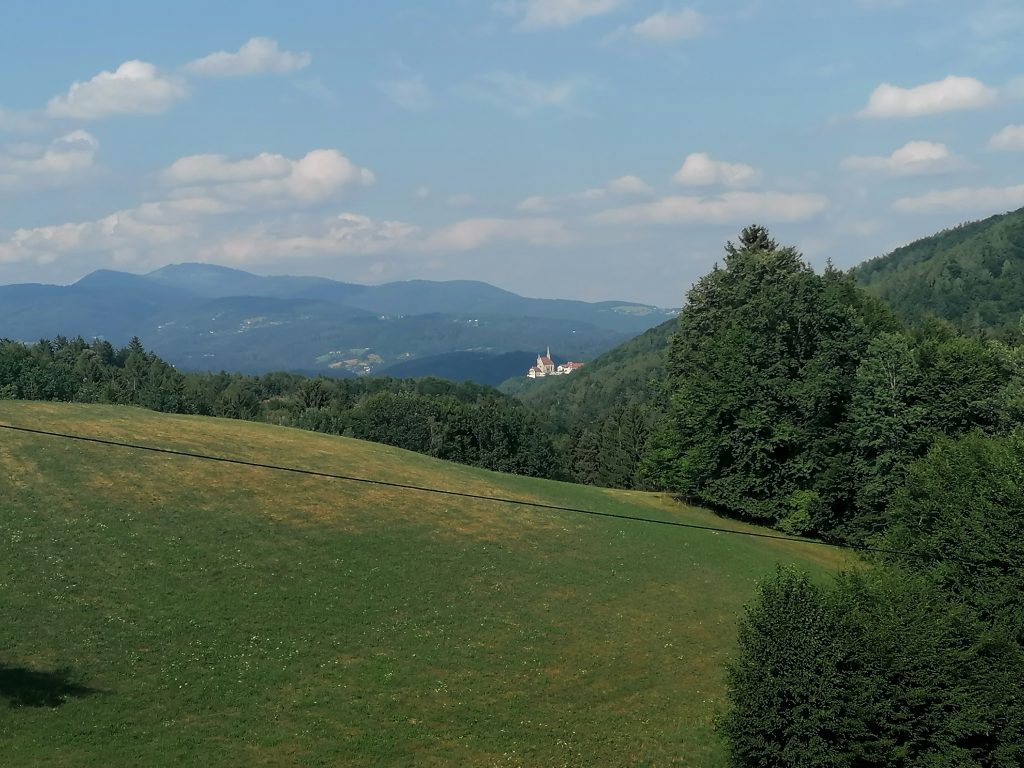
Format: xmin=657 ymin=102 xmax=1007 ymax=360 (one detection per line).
xmin=0 ymin=421 xmax=1009 ymax=571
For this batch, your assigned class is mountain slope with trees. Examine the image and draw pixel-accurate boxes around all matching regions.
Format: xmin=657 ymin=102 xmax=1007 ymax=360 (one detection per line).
xmin=505 ymin=316 xmax=676 ymax=489
xmin=855 ymin=205 xmax=1024 ymax=338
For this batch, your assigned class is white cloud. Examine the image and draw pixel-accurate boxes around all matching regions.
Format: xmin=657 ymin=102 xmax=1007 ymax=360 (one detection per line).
xmin=593 ymin=191 xmax=828 ymax=225
xmin=47 ymin=60 xmax=187 ymax=120
xmin=0 ymin=108 xmax=45 ymax=134
xmin=516 ymin=174 xmax=653 ymax=212
xmin=378 ymin=75 xmax=432 ymax=110
xmin=470 ymin=72 xmax=591 ymax=116
xmin=0 ymin=130 xmax=99 ymax=188
xmin=508 ymin=0 xmax=624 ymax=28
xmin=210 ymin=213 xmax=419 ymax=264
xmin=423 ymin=217 xmax=570 ymax=251
xmin=858 ymin=75 xmax=996 ymax=118
xmin=1 ymin=147 xmax=372 ymax=263
xmin=607 ymin=174 xmax=655 ymax=195
xmin=841 ymin=140 xmax=965 ymax=175
xmin=184 ymin=37 xmax=311 ymax=77
xmin=0 ymin=202 xmax=199 ymax=265
xmin=164 ymin=149 xmax=374 ymax=206
xmin=673 ymin=152 xmax=760 ymax=188
xmin=163 ymin=152 xmax=292 ymax=184
xmin=892 ymin=185 xmax=1024 ymax=213
xmin=988 ymin=124 xmax=1024 ymax=151
xmin=518 ymin=195 xmax=553 ymax=213
xmin=630 ymin=8 xmax=705 ymax=42
xmin=415 ymin=186 xmax=431 ymax=200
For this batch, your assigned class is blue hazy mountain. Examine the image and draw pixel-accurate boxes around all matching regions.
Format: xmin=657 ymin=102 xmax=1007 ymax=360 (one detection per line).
xmin=0 ymin=263 xmax=674 ymax=378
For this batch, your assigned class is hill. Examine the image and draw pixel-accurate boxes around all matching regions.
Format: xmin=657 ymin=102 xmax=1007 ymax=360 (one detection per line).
xmin=854 ymin=206 xmax=1024 ymax=337
xmin=0 ymin=264 xmax=673 ymax=378
xmin=507 ymin=316 xmax=677 ymax=433
xmin=0 ymin=401 xmax=845 ymax=767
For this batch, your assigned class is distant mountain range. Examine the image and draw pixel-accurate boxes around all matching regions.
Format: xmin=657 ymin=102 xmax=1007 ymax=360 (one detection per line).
xmin=0 ymin=263 xmax=675 ymax=376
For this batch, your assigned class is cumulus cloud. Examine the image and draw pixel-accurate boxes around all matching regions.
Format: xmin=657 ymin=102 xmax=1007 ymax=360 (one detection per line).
xmin=163 ymin=149 xmax=374 ymax=206
xmin=469 ymin=72 xmax=591 ymax=116
xmin=517 ymin=195 xmax=553 ymax=213
xmin=606 ymin=175 xmax=655 ymax=195
xmin=841 ymin=140 xmax=965 ymax=175
xmin=988 ymin=124 xmax=1024 ymax=151
xmin=518 ymin=174 xmax=653 ymax=211
xmin=673 ymin=152 xmax=760 ymax=188
xmin=592 ymin=191 xmax=828 ymax=225
xmin=0 ymin=130 xmax=100 ymax=188
xmin=507 ymin=0 xmax=624 ymax=28
xmin=210 ymin=213 xmax=420 ymax=264
xmin=858 ymin=75 xmax=997 ymax=118
xmin=892 ymin=184 xmax=1024 ymax=213
xmin=0 ymin=108 xmax=46 ymax=134
xmin=163 ymin=152 xmax=292 ymax=184
xmin=629 ymin=8 xmax=705 ymax=42
xmin=423 ymin=217 xmax=570 ymax=251
xmin=185 ymin=37 xmax=311 ymax=77
xmin=47 ymin=60 xmax=187 ymax=120
xmin=0 ymin=202 xmax=200 ymax=265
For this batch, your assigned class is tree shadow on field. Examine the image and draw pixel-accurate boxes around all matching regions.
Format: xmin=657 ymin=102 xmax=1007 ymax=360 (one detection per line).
xmin=0 ymin=664 xmax=99 ymax=708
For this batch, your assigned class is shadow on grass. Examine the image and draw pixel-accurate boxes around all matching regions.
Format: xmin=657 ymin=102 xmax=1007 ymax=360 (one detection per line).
xmin=0 ymin=665 xmax=99 ymax=708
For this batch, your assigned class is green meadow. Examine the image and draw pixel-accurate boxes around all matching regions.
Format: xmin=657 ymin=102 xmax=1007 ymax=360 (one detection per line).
xmin=0 ymin=402 xmax=847 ymax=766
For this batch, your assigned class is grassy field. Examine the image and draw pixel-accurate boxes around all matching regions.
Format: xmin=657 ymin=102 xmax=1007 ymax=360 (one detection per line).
xmin=0 ymin=402 xmax=848 ymax=767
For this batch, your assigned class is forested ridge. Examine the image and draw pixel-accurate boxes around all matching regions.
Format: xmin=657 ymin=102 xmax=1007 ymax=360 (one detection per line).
xmin=507 ymin=317 xmax=675 ymax=490
xmin=855 ymin=205 xmax=1024 ymax=338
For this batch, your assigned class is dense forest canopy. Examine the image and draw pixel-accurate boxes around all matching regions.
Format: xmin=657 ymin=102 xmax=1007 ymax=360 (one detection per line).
xmin=724 ymin=432 xmax=1024 ymax=767
xmin=855 ymin=205 xmax=1024 ymax=339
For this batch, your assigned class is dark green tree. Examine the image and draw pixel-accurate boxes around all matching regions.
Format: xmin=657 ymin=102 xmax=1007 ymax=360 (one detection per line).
xmin=666 ymin=226 xmax=896 ymax=529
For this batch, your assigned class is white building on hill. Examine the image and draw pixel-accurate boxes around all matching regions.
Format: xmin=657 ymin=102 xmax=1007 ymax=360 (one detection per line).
xmin=527 ymin=348 xmax=585 ymax=378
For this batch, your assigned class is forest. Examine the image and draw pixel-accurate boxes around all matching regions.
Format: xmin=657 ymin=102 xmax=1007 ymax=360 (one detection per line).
xmin=0 ymin=336 xmax=556 ymax=479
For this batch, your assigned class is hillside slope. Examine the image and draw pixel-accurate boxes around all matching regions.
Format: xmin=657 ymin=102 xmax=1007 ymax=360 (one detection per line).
xmin=508 ymin=316 xmax=677 ymax=433
xmin=0 ymin=402 xmax=844 ymax=767
xmin=854 ymin=206 xmax=1024 ymax=337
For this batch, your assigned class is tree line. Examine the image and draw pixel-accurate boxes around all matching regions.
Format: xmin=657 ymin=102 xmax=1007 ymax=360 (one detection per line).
xmin=651 ymin=225 xmax=1024 ymax=542
xmin=0 ymin=335 xmax=556 ymax=478
xmin=724 ymin=431 xmax=1024 ymax=766
xmin=652 ymin=227 xmax=1024 ymax=765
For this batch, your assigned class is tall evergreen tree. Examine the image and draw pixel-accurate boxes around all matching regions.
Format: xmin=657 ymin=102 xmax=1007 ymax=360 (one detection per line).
xmin=666 ymin=225 xmax=896 ymax=529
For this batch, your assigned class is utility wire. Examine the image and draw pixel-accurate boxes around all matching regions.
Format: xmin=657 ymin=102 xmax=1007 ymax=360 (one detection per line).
xmin=0 ymin=421 xmax=1011 ymax=571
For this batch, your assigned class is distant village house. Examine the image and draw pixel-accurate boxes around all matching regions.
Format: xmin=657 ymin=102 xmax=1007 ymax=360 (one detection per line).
xmin=527 ymin=348 xmax=585 ymax=378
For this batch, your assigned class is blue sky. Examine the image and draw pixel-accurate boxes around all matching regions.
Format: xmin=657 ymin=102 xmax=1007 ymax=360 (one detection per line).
xmin=0 ymin=0 xmax=1022 ymax=306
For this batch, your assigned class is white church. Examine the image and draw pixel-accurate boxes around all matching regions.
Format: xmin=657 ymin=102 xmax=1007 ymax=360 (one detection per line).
xmin=527 ymin=348 xmax=585 ymax=378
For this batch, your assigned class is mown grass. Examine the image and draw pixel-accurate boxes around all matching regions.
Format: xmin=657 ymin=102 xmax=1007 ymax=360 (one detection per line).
xmin=0 ymin=402 xmax=849 ymax=766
